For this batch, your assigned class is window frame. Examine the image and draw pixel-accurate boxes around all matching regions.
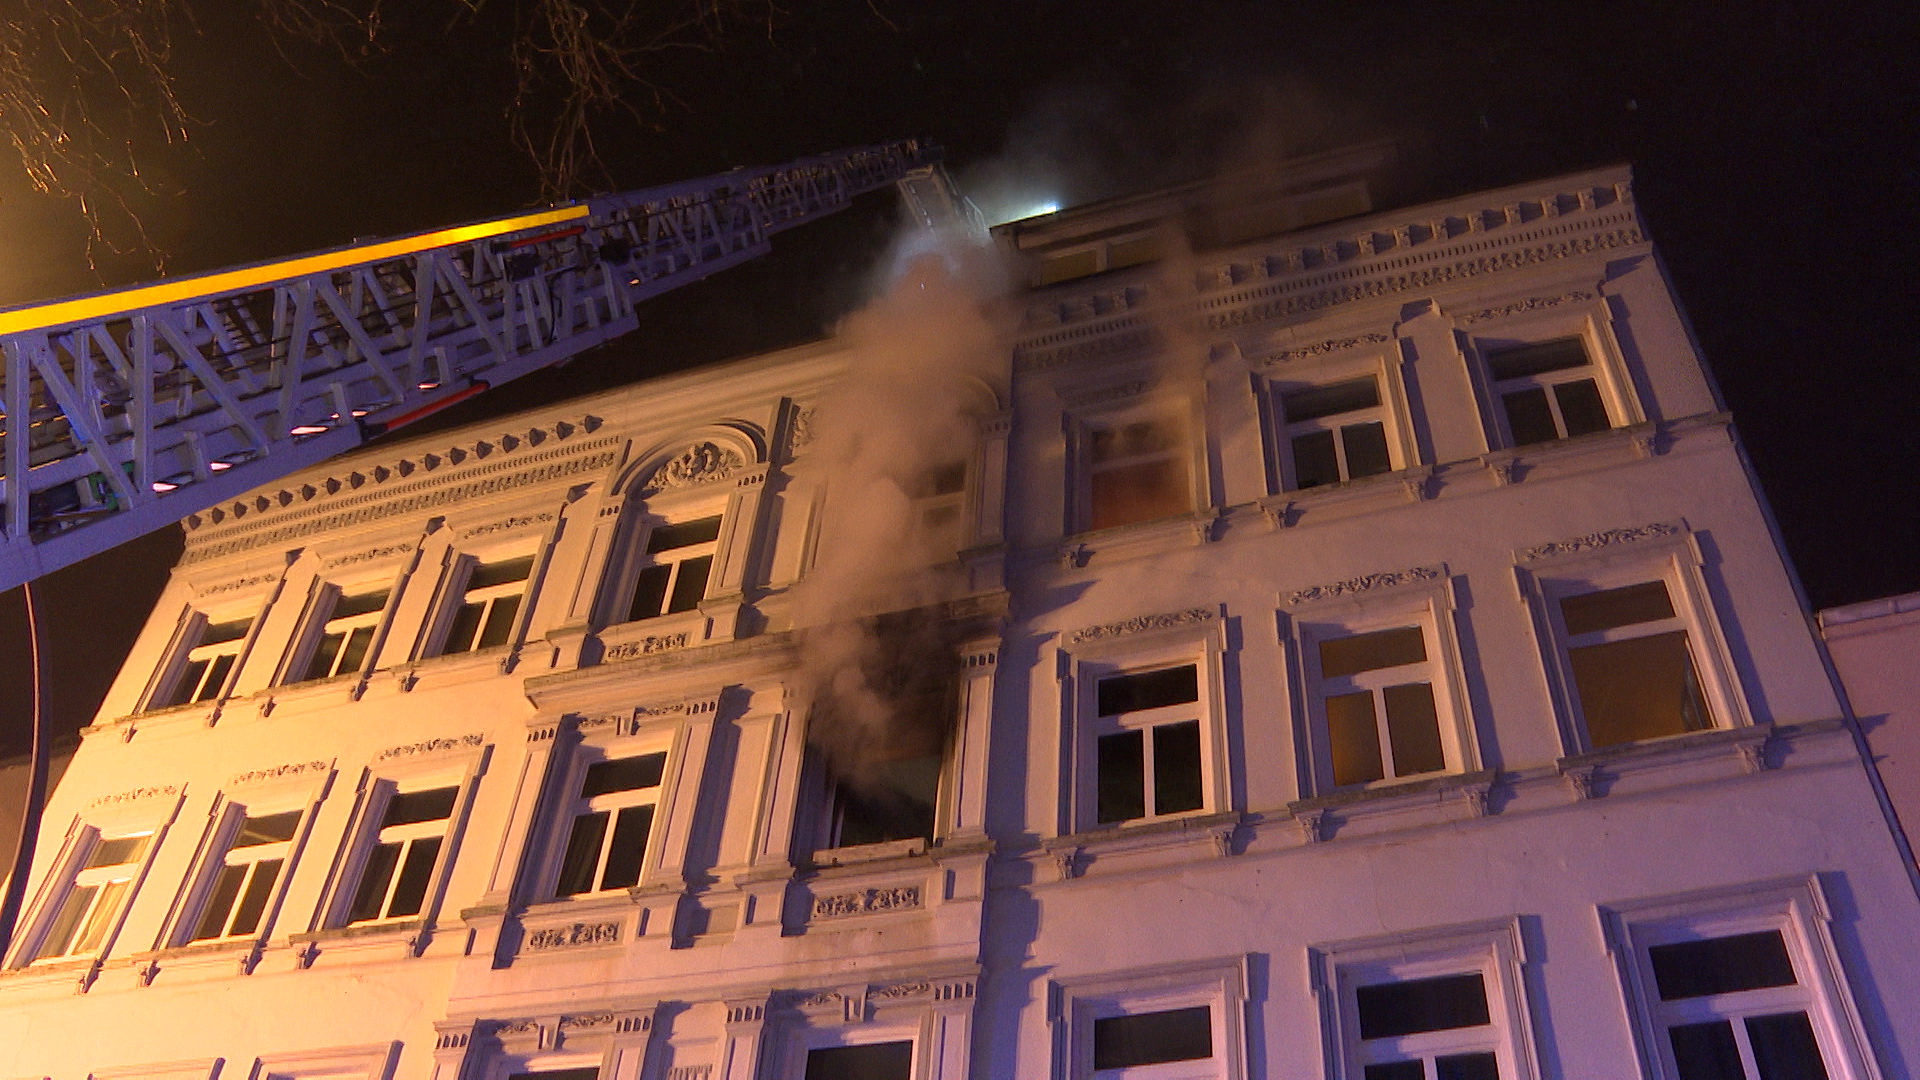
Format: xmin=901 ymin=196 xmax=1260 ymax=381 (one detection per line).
xmin=1263 ymin=351 xmax=1418 ymax=495
xmin=608 ymin=501 xmax=728 ymax=628
xmin=322 ymin=756 xmax=483 ymax=933
xmin=1311 ymin=918 xmax=1540 ymax=1080
xmin=9 ymin=793 xmax=182 ymax=971
xmin=1050 ymin=956 xmax=1249 ymax=1080
xmin=1466 ymin=311 xmax=1643 ymax=453
xmin=1516 ymin=529 xmax=1751 ymax=757
xmin=169 ymin=792 xmax=321 ymax=949
xmin=544 ymin=741 xmax=675 ymax=899
xmin=427 ymin=548 xmax=537 ymax=658
xmin=1068 ymin=396 xmax=1206 ymax=535
xmin=147 ymin=607 xmax=256 ymax=711
xmin=1599 ymin=875 xmax=1886 ymax=1080
xmin=283 ymin=579 xmax=395 ymax=686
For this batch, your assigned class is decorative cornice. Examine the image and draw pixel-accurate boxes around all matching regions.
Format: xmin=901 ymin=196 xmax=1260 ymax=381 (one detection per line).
xmin=1520 ymin=521 xmax=1683 ymax=562
xmin=322 ymin=542 xmax=415 ymax=570
xmin=228 ymin=760 xmax=329 ymax=787
xmin=524 ymin=921 xmax=620 ymax=951
xmin=1265 ymin=332 xmax=1391 ymax=365
xmin=1068 ymin=607 xmax=1214 ymax=644
xmin=1286 ymin=565 xmax=1444 ymax=605
xmin=89 ymin=784 xmax=180 ymax=809
xmin=194 ymin=571 xmax=280 ymax=597
xmin=376 ymin=732 xmax=484 ymax=761
xmin=811 ymin=885 xmax=922 ymax=919
xmin=1459 ymin=290 xmax=1597 ymax=325
xmin=640 ymin=442 xmax=743 ymax=495
xmin=1014 ymin=322 xmax=1157 ymax=373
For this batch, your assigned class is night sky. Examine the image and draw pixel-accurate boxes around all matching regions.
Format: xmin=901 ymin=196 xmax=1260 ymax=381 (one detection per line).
xmin=1 ymin=0 xmax=1913 ymax=755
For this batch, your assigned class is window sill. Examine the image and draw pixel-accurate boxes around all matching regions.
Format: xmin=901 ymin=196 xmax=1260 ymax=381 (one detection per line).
xmin=1046 ymin=810 xmax=1243 ymax=877
xmin=1058 ymin=509 xmax=1219 ymax=570
xmin=1261 ymin=462 xmax=1433 ymax=527
xmin=0 ymin=954 xmax=103 ymax=996
xmin=1291 ymin=768 xmax=1496 ymax=813
xmin=809 ymin=837 xmax=927 ymax=869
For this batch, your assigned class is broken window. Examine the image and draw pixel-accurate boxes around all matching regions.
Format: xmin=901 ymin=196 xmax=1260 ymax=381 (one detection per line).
xmin=1558 ymin=580 xmax=1712 ymax=749
xmin=344 ymin=785 xmax=456 ymax=924
xmin=1086 ymin=415 xmax=1192 ymax=531
xmin=1485 ymin=337 xmax=1612 ymax=447
xmin=155 ymin=614 xmax=252 ymax=708
xmin=554 ymin=752 xmax=666 ymax=896
xmin=295 ymin=587 xmax=389 ymax=683
xmin=1315 ymin=625 xmax=1449 ymax=788
xmin=187 ymin=809 xmax=300 ymax=942
xmin=1093 ymin=664 xmax=1205 ymax=825
xmin=1279 ymin=376 xmax=1396 ymax=490
xmin=626 ymin=515 xmax=722 ymax=622
xmin=440 ymin=554 xmax=534 ymax=655
xmin=27 ymin=832 xmax=151 ymax=963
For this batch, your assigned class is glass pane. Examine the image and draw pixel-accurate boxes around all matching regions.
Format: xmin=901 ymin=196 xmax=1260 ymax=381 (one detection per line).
xmin=1320 ymin=626 xmax=1427 ymax=678
xmin=1342 ymin=421 xmax=1393 ymax=479
xmin=1097 ymin=730 xmax=1146 ymax=824
xmin=1153 ymin=720 xmax=1204 ymax=814
xmin=72 ymin=879 xmax=127 ymax=954
xmin=508 ymin=1070 xmax=601 ymax=1080
xmin=235 ymin=811 xmax=301 ymax=847
xmin=804 ymin=1042 xmax=913 ymax=1080
xmin=229 ymin=858 xmax=281 ymax=935
xmin=89 ymin=835 xmax=149 ymax=867
xmin=1090 ymin=456 xmax=1190 ymax=530
xmin=628 ymin=564 xmax=673 ymax=622
xmin=1502 ymin=387 xmax=1560 ymax=446
xmin=201 ymin=618 xmax=253 ymax=645
xmin=383 ymin=786 xmax=458 ymax=827
xmin=195 ymin=653 xmax=236 ymax=702
xmin=1282 ymin=377 xmax=1380 ymax=421
xmin=1488 ymin=337 xmax=1589 ymax=380
xmin=387 ymin=836 xmax=442 ymax=917
xmin=1571 ymin=631 xmax=1711 ymax=747
xmin=583 ymin=753 xmax=667 ymax=796
xmin=335 ymin=625 xmax=375 ymax=674
xmin=667 ymin=554 xmax=713 ymax=614
xmin=443 ymin=601 xmax=484 ymax=654
xmin=164 ymin=658 xmax=211 ymax=708
xmin=1560 ymin=581 xmax=1676 ymax=635
xmin=645 ymin=516 xmax=723 ymax=554
xmin=303 ymin=631 xmax=345 ymax=682
xmin=600 ymin=804 xmax=654 ymax=890
xmin=1098 ymin=665 xmax=1199 ymax=716
xmin=469 ymin=555 xmax=535 ymax=589
xmin=836 ymin=755 xmax=940 ymax=847
xmin=332 ymin=590 xmax=389 ymax=620
xmin=1668 ymin=1020 xmax=1743 ymax=1080
xmin=1356 ymin=972 xmax=1491 ymax=1039
xmin=348 ymin=842 xmax=400 ymax=922
xmin=1385 ymin=682 xmax=1446 ymax=777
xmin=191 ymin=864 xmax=248 ymax=940
xmin=1291 ymin=429 xmax=1341 ymax=489
xmin=1092 ymin=1005 xmax=1212 ymax=1069
xmin=1327 ymin=691 xmax=1385 ymax=786
xmin=555 ymin=812 xmax=608 ymax=897
xmin=1650 ymin=931 xmax=1797 ymax=1000
xmin=40 ymin=884 xmax=97 ymax=958
xmin=1746 ymin=1012 xmax=1830 ymax=1080
xmin=477 ymin=594 xmax=521 ymax=648
xmin=1437 ymin=1053 xmax=1501 ymax=1080
xmin=1363 ymin=1065 xmax=1425 ymax=1080
xmin=1554 ymin=378 xmax=1610 ymax=437
xmin=1090 ymin=418 xmax=1180 ymax=463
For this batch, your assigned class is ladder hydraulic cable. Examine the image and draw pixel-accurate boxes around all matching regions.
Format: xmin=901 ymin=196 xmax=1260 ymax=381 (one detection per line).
xmin=0 ymin=140 xmax=943 ymax=593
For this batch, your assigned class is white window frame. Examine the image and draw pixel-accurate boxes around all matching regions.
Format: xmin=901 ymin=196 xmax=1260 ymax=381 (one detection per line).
xmin=429 ymin=548 xmax=536 ymax=657
xmin=1467 ymin=310 xmax=1643 ymax=452
xmin=611 ymin=501 xmax=727 ymax=626
xmin=1265 ymin=353 xmax=1416 ymax=494
xmin=148 ymin=608 xmax=254 ymax=710
xmin=1050 ymin=956 xmax=1249 ymax=1080
xmin=19 ymin=829 xmax=156 ymax=965
xmin=248 ymin=1042 xmax=400 ymax=1080
xmin=285 ymin=580 xmax=393 ymax=685
xmin=1069 ymin=398 xmax=1204 ymax=535
xmin=322 ymin=756 xmax=483 ymax=932
xmin=907 ymin=457 xmax=974 ymax=559
xmin=1515 ymin=528 xmax=1751 ymax=756
xmin=1311 ymin=918 xmax=1540 ymax=1080
xmin=1599 ymin=875 xmax=1886 ymax=1080
xmin=1295 ymin=609 xmax=1475 ymax=794
xmin=171 ymin=795 xmax=318 ymax=947
xmin=544 ymin=741 xmax=674 ymax=898
xmin=785 ymin=1029 xmax=924 ymax=1080
xmin=9 ymin=791 xmax=182 ymax=971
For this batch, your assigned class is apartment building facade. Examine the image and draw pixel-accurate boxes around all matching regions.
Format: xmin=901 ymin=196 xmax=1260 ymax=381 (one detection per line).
xmin=3 ymin=153 xmax=1916 ymax=1080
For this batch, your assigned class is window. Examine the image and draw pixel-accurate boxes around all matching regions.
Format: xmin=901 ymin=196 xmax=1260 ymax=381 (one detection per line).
xmin=1556 ymin=580 xmax=1711 ymax=748
xmin=344 ymin=786 xmax=456 ymax=924
xmin=1278 ymin=377 xmax=1395 ymax=490
xmin=29 ymin=833 xmax=151 ymax=962
xmin=826 ymin=746 xmax=943 ymax=850
xmin=1313 ymin=625 xmax=1448 ymax=788
xmin=626 ymin=515 xmax=721 ymax=622
xmin=1094 ymin=1006 xmax=1214 ymax=1072
xmin=440 ymin=554 xmax=534 ymax=655
xmin=1350 ymin=973 xmax=1502 ymax=1079
xmin=909 ymin=460 xmax=969 ymax=555
xmin=295 ymin=587 xmax=389 ymax=682
xmin=1645 ymin=932 xmax=1831 ymax=1079
xmin=155 ymin=615 xmax=251 ymax=708
xmin=1092 ymin=665 xmax=1205 ymax=825
xmin=185 ymin=810 xmax=300 ymax=942
xmin=1086 ymin=415 xmax=1191 ymax=531
xmin=805 ymin=1042 xmax=914 ymax=1080
xmin=1485 ymin=338 xmax=1611 ymax=447
xmin=1055 ymin=957 xmax=1248 ymax=1080
xmin=553 ymin=753 xmax=665 ymax=896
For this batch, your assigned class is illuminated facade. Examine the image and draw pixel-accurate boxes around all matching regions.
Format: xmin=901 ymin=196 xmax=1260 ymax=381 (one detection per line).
xmin=5 ymin=153 xmax=1919 ymax=1080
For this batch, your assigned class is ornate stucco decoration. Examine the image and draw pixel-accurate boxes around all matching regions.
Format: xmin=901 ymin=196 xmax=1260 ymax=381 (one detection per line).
xmin=787 ymin=405 xmax=818 ymax=453
xmin=376 ymin=732 xmax=485 ymax=761
xmin=811 ymin=885 xmax=923 ymax=919
xmin=603 ymin=632 xmax=691 ymax=661
xmin=1459 ymin=290 xmax=1597 ymax=325
xmin=88 ymin=784 xmax=181 ymax=809
xmin=229 ymin=760 xmax=329 ymax=787
xmin=1519 ymin=521 xmax=1683 ymax=562
xmin=1068 ymin=607 xmax=1215 ymax=644
xmin=524 ymin=921 xmax=621 ymax=951
xmin=458 ymin=512 xmax=556 ymax=540
xmin=195 ymin=572 xmax=280 ymax=597
xmin=1286 ymin=565 xmax=1445 ymax=606
xmin=324 ymin=543 xmax=415 ymax=570
xmin=640 ymin=442 xmax=744 ymax=495
xmin=1060 ymin=379 xmax=1155 ymax=409
xmin=1265 ymin=332 xmax=1391 ymax=365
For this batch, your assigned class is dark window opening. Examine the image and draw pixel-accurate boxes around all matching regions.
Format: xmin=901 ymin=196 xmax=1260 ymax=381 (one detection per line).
xmin=1356 ymin=972 xmax=1491 ymax=1040
xmin=1092 ymin=1005 xmax=1213 ymax=1069
xmin=804 ymin=1041 xmax=913 ymax=1080
xmin=1650 ymin=931 xmax=1798 ymax=1001
xmin=1098 ymin=665 xmax=1199 ymax=716
xmin=1487 ymin=338 xmax=1589 ymax=380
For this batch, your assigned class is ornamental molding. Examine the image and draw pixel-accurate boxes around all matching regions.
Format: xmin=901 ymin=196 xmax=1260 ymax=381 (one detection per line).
xmin=668 ymin=1068 xmax=713 ymax=1080
xmin=229 ymin=760 xmax=329 ymax=787
xmin=1059 ymin=378 xmax=1155 ymax=410
xmin=194 ymin=571 xmax=280 ymax=597
xmin=811 ymin=885 xmax=922 ymax=920
xmin=1459 ymin=290 xmax=1597 ymax=325
xmin=560 ymin=1013 xmax=615 ymax=1030
xmin=377 ymin=732 xmax=484 ymax=761
xmin=576 ymin=694 xmax=718 ymax=736
xmin=323 ymin=542 xmax=415 ymax=570
xmin=1068 ymin=607 xmax=1214 ymax=644
xmin=1520 ymin=521 xmax=1684 ymax=562
xmin=524 ymin=921 xmax=621 ymax=951
xmin=182 ymin=445 xmax=618 ymax=564
xmin=458 ymin=512 xmax=556 ymax=540
xmin=89 ymin=784 xmax=180 ymax=809
xmin=786 ymin=405 xmax=818 ymax=454
xmin=1286 ymin=565 xmax=1445 ymax=606
xmin=603 ymin=632 xmax=691 ymax=662
xmin=639 ymin=442 xmax=744 ymax=495
xmin=1265 ymin=332 xmax=1391 ymax=365
xmin=1014 ymin=321 xmax=1157 ymax=373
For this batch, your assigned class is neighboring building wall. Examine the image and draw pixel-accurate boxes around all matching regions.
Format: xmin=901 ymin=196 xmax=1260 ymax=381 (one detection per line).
xmin=0 ymin=156 xmax=1915 ymax=1080
xmin=1823 ymin=591 xmax=1920 ymax=868
xmin=0 ymin=743 xmax=75 ymax=873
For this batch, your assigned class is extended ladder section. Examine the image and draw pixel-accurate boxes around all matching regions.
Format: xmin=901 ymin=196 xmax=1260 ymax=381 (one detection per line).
xmin=0 ymin=140 xmax=940 ymax=591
